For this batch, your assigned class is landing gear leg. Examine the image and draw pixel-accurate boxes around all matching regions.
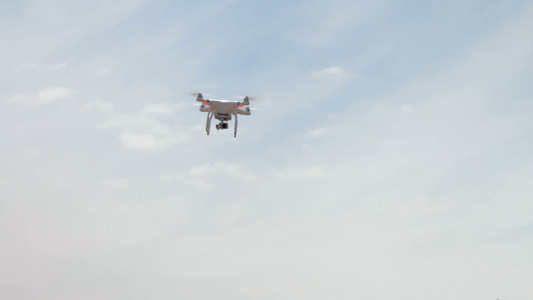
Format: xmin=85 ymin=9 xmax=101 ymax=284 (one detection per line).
xmin=234 ymin=113 xmax=238 ymax=137
xmin=206 ymin=112 xmax=213 ymax=135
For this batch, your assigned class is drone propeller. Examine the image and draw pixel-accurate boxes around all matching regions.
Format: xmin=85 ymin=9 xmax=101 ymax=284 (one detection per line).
xmin=189 ymin=92 xmax=215 ymax=98
xmin=189 ymin=92 xmax=213 ymax=106
xmin=234 ymin=95 xmax=258 ymax=101
xmin=234 ymin=95 xmax=257 ymax=107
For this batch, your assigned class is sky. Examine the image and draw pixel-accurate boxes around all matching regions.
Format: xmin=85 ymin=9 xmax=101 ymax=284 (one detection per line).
xmin=1 ymin=0 xmax=532 ymax=299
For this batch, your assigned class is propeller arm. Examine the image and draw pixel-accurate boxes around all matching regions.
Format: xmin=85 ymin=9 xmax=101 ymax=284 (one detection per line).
xmin=236 ymin=107 xmax=251 ymax=115
xmin=237 ymin=96 xmax=250 ymax=107
xmin=196 ymin=93 xmax=204 ymax=102
xmin=196 ymin=92 xmax=210 ymax=105
xmin=200 ymin=104 xmax=212 ymax=112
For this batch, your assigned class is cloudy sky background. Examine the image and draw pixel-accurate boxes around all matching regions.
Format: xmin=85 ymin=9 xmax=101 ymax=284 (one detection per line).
xmin=1 ymin=0 xmax=532 ymax=299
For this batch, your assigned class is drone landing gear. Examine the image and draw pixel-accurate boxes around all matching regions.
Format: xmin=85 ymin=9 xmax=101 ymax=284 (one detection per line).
xmin=206 ymin=112 xmax=214 ymax=135
xmin=206 ymin=113 xmax=239 ymax=137
xmin=234 ymin=114 xmax=238 ymax=138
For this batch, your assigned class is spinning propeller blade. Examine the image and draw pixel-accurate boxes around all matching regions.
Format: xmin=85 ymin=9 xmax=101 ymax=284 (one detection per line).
xmin=189 ymin=92 xmax=211 ymax=105
xmin=235 ymin=95 xmax=258 ymax=107
xmin=234 ymin=95 xmax=258 ymax=101
xmin=189 ymin=92 xmax=214 ymax=98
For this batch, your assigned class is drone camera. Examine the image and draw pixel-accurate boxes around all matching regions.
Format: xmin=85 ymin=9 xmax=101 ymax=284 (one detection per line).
xmin=216 ymin=122 xmax=229 ymax=130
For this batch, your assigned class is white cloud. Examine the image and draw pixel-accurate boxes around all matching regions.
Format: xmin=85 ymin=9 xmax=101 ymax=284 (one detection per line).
xmin=252 ymin=66 xmax=355 ymax=124
xmin=93 ymin=68 xmax=109 ymax=77
xmin=160 ymin=162 xmax=254 ymax=189
xmin=38 ymin=87 xmax=74 ymax=102
xmin=400 ymin=104 xmax=414 ymax=114
xmin=11 ymin=86 xmax=75 ymax=106
xmin=271 ymin=166 xmax=329 ymax=180
xmin=13 ymin=61 xmax=38 ymax=72
xmin=119 ymin=132 xmax=180 ymax=150
xmin=160 ymin=161 xmax=255 ymax=181
xmin=305 ymin=126 xmax=336 ymax=138
xmin=13 ymin=59 xmax=72 ymax=72
xmin=289 ymin=1 xmax=385 ymax=46
xmin=189 ymin=162 xmax=252 ymax=179
xmin=45 ymin=58 xmax=72 ymax=70
xmin=104 ymin=114 xmax=189 ymax=150
xmin=309 ymin=66 xmax=352 ymax=79
xmin=141 ymin=103 xmax=181 ymax=115
xmin=83 ymin=99 xmax=114 ymax=112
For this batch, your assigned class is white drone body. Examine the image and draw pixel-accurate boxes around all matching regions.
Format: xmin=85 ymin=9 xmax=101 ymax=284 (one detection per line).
xmin=196 ymin=93 xmax=251 ymax=137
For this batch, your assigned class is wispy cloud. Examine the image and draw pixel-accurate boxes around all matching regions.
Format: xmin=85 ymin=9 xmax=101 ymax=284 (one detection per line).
xmin=160 ymin=162 xmax=254 ymax=189
xmin=271 ymin=165 xmax=329 ymax=180
xmin=288 ymin=0 xmax=385 ymax=46
xmin=141 ymin=103 xmax=184 ymax=115
xmin=45 ymin=58 xmax=72 ymax=71
xmin=11 ymin=86 xmax=76 ymax=106
xmin=104 ymin=112 xmax=190 ymax=151
xmin=309 ymin=66 xmax=354 ymax=80
xmin=83 ymin=99 xmax=114 ymax=112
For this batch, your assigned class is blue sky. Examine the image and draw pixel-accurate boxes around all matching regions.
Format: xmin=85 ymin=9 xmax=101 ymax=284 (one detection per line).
xmin=1 ymin=0 xmax=532 ymax=299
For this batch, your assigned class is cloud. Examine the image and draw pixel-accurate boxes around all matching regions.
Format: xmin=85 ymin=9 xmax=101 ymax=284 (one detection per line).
xmin=305 ymin=126 xmax=337 ymax=138
xmin=140 ymin=103 xmax=182 ymax=115
xmin=93 ymin=68 xmax=109 ymax=77
xmin=45 ymin=58 xmax=72 ymax=71
xmin=104 ymin=113 xmax=190 ymax=150
xmin=288 ymin=0 xmax=385 ymax=46
xmin=309 ymin=66 xmax=353 ymax=79
xmin=189 ymin=162 xmax=251 ymax=179
xmin=11 ymin=86 xmax=76 ymax=106
xmin=38 ymin=87 xmax=74 ymax=102
xmin=118 ymin=132 xmax=180 ymax=151
xmin=83 ymin=99 xmax=114 ymax=112
xmin=160 ymin=162 xmax=254 ymax=189
xmin=13 ymin=59 xmax=72 ymax=72
xmin=13 ymin=61 xmax=38 ymax=72
xmin=399 ymin=104 xmax=414 ymax=114
xmin=250 ymin=65 xmax=355 ymax=126
xmin=83 ymin=100 xmax=193 ymax=151
xmin=271 ymin=166 xmax=329 ymax=180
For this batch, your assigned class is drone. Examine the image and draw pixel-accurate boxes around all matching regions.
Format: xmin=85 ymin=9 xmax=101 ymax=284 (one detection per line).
xmin=195 ymin=93 xmax=251 ymax=137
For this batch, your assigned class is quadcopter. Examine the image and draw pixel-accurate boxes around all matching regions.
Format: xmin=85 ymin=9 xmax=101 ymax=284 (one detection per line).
xmin=195 ymin=93 xmax=251 ymax=137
